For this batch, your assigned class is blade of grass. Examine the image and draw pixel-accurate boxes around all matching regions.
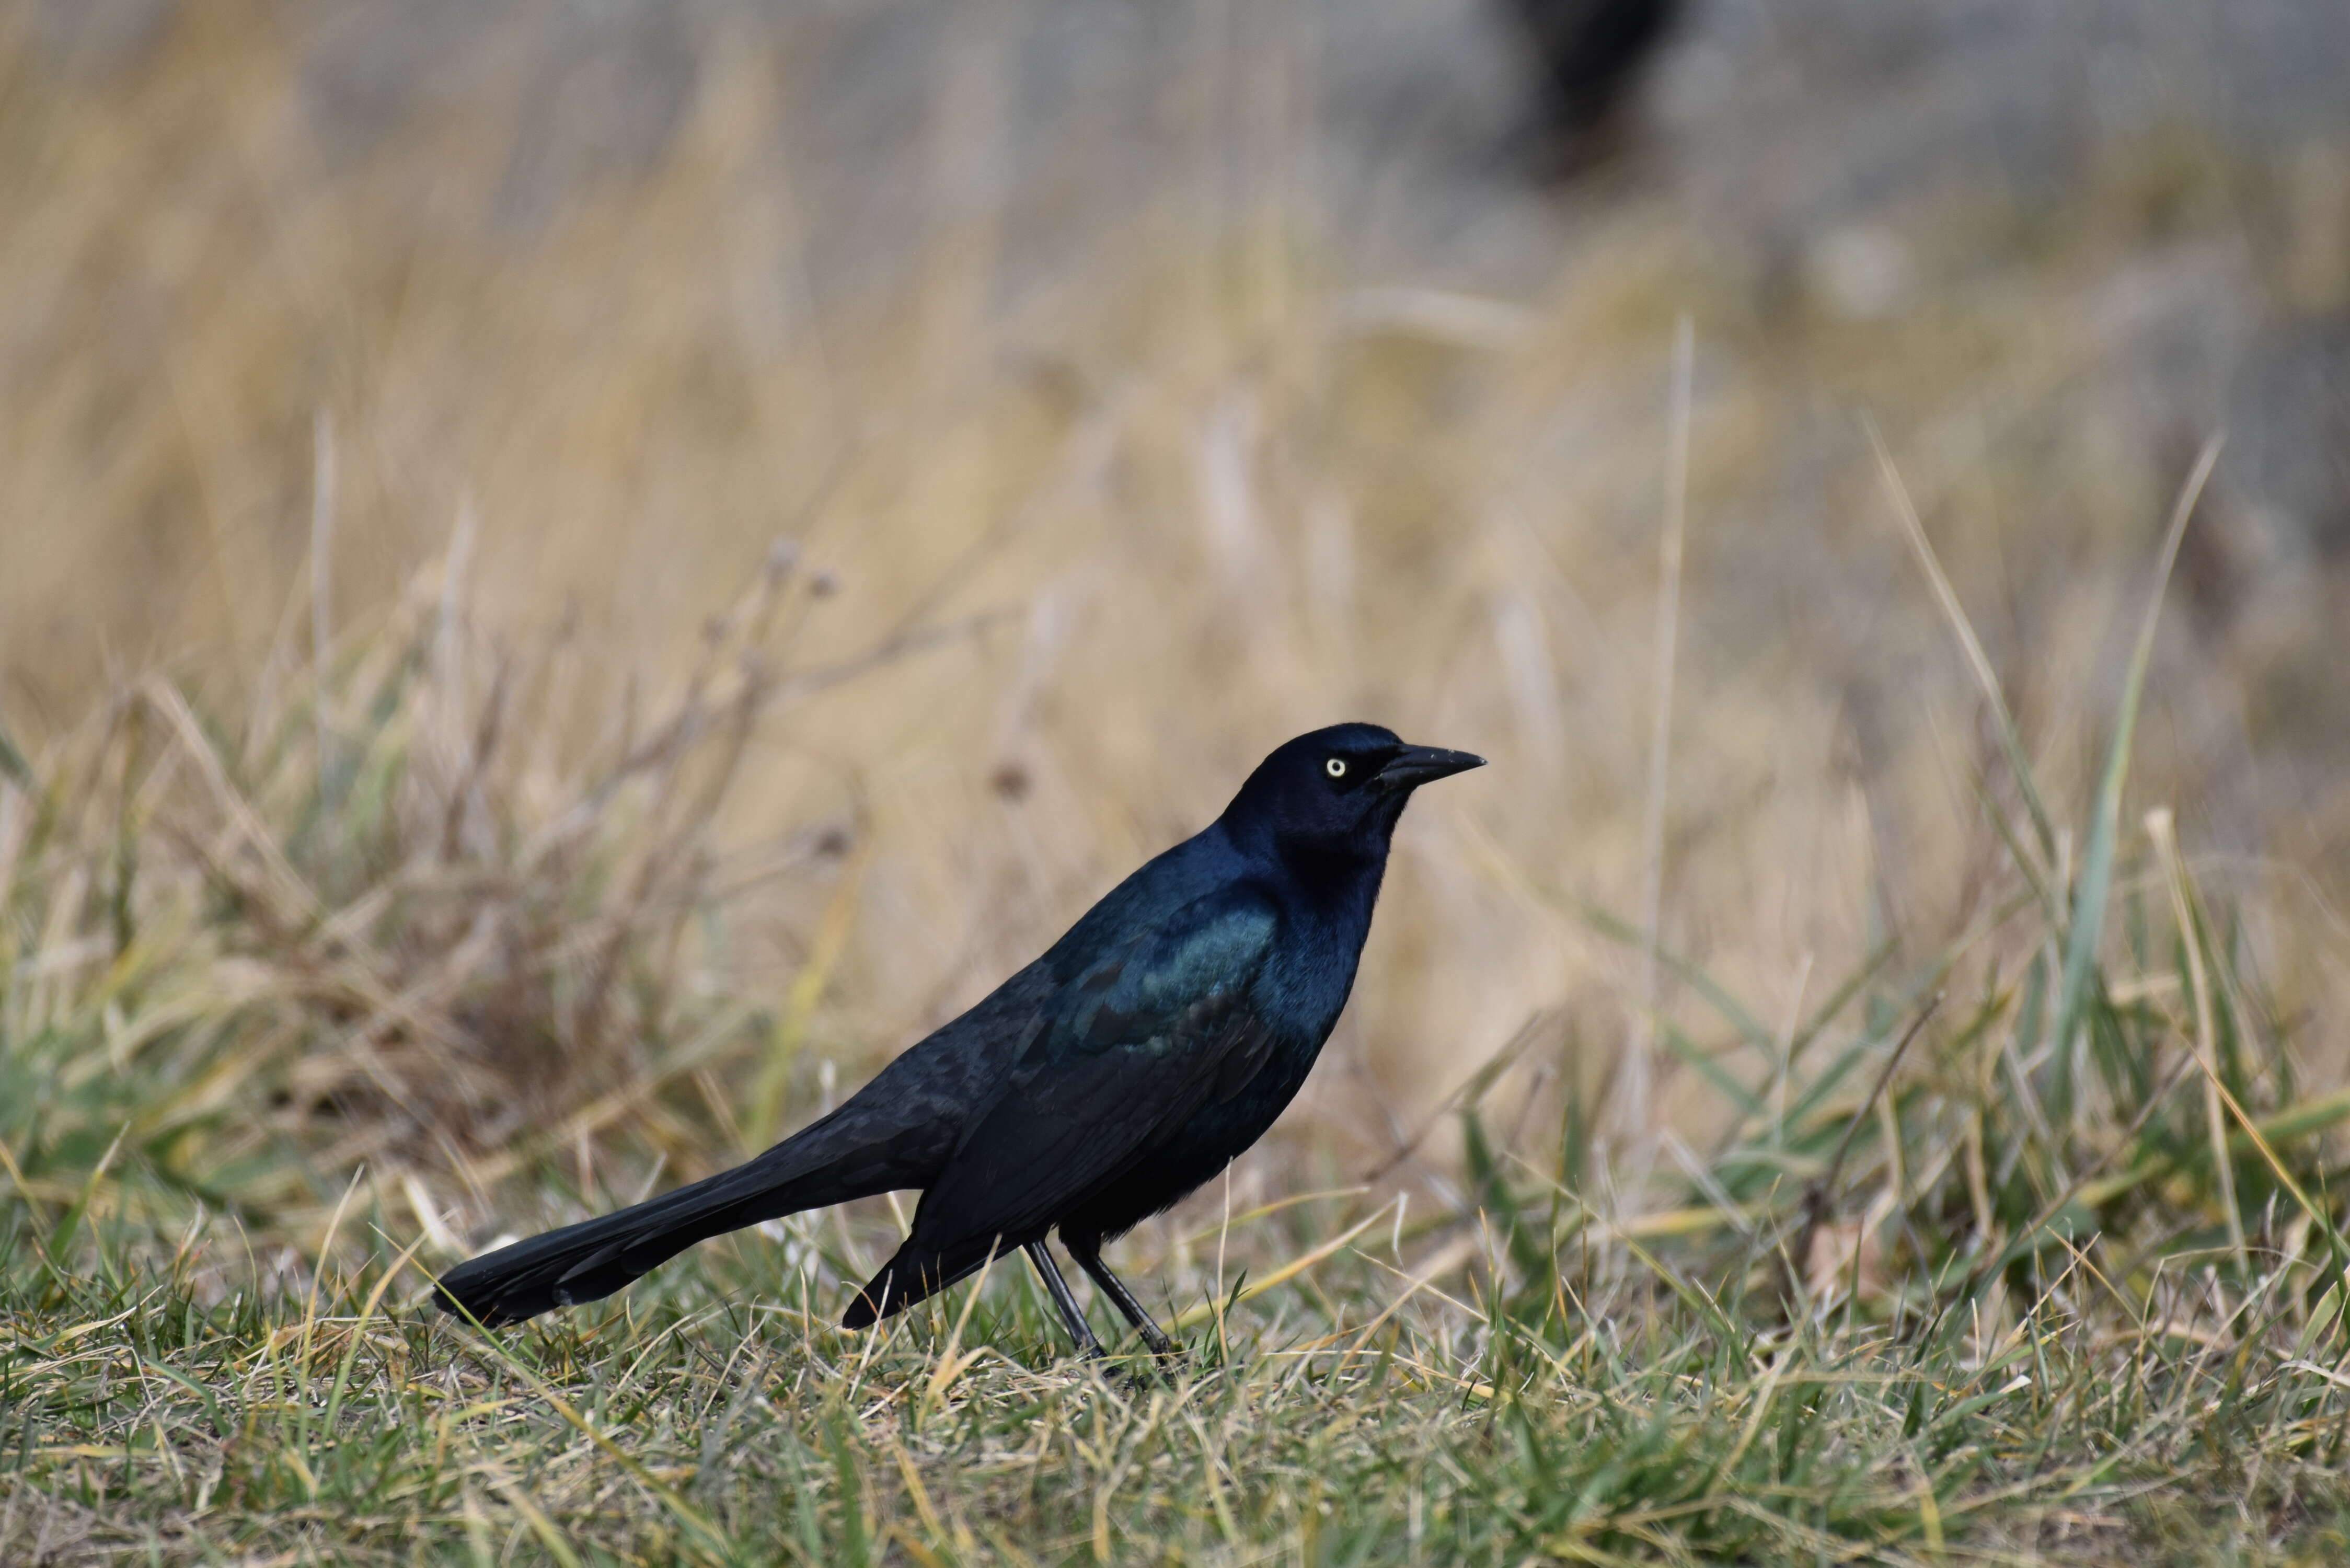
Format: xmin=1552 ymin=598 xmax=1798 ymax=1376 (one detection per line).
xmin=2188 ymin=1043 xmax=2350 ymax=1284
xmin=1622 ymin=314 xmax=1696 ymax=1163
xmin=2147 ymin=806 xmax=2246 ymax=1276
xmin=1657 ymin=1020 xmax=1764 ymax=1121
xmin=1168 ymin=1202 xmax=1395 ymax=1332
xmin=746 ymin=840 xmax=869 ymax=1150
xmin=2053 ymin=435 xmax=2221 ymax=1101
xmin=1363 ymin=1011 xmax=1557 ymax=1183
xmin=1869 ymin=421 xmax=2059 ymax=870
xmin=320 ymin=1230 xmax=429 ymax=1441
xmin=455 ymin=1329 xmax=738 ymax=1566
xmin=0 ymin=719 xmax=29 ymax=790
xmin=487 ymin=1473 xmax=586 ymax=1568
xmin=1578 ymin=902 xmax=1773 ymax=1057
xmin=1781 ymin=995 xmax=1941 ymax=1311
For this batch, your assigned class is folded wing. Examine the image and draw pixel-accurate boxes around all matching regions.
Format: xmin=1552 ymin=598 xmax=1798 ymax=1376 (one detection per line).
xmin=842 ymin=884 xmax=1282 ymax=1324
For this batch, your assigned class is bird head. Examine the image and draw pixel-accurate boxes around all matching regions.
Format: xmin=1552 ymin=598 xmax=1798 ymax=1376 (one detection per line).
xmin=1219 ymin=723 xmax=1485 ymax=863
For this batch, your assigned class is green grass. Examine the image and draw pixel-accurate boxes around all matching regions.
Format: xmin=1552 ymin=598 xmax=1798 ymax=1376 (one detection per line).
xmin=5 ymin=525 xmax=2350 ymax=1566
xmin=6 ymin=1092 xmax=2350 ymax=1566
xmin=0 ymin=1226 xmax=2330 ymax=1567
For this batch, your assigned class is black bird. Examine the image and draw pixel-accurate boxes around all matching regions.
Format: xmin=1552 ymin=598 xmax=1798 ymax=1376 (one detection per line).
xmin=433 ymin=724 xmax=1483 ymax=1357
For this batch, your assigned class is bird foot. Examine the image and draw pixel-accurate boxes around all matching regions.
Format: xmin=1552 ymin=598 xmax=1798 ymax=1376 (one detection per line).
xmin=1066 ymin=1340 xmax=1187 ymax=1393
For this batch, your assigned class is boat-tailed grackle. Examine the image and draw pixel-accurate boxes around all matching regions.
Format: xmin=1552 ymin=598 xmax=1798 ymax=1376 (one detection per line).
xmin=433 ymin=724 xmax=1483 ymax=1359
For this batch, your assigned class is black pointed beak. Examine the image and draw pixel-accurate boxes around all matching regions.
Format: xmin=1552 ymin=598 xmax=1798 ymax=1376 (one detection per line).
xmin=1371 ymin=744 xmax=1487 ymax=795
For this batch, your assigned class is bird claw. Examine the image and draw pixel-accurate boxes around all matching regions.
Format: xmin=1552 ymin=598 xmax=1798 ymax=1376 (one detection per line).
xmin=1086 ymin=1347 xmax=1180 ymax=1395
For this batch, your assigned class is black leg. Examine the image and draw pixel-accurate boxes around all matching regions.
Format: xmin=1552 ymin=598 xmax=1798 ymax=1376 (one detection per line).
xmin=1023 ymin=1241 xmax=1103 ymax=1359
xmin=1067 ymin=1243 xmax=1179 ymax=1359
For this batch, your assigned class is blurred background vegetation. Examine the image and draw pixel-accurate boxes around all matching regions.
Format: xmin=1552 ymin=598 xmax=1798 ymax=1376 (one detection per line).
xmin=11 ymin=3 xmax=2350 ymax=1560
xmin=2 ymin=0 xmax=2347 ymax=1272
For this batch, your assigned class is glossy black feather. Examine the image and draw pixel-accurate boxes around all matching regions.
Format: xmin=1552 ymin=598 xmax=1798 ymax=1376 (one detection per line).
xmin=433 ymin=724 xmax=1482 ymax=1343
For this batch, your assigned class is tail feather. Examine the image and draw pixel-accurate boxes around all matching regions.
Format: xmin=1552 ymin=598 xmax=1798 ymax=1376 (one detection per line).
xmin=840 ymin=1236 xmax=1006 ymax=1330
xmin=433 ymin=1111 xmax=938 ymax=1327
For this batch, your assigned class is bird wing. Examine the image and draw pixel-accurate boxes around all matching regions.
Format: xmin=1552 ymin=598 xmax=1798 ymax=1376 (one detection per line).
xmin=894 ymin=882 xmax=1284 ymax=1256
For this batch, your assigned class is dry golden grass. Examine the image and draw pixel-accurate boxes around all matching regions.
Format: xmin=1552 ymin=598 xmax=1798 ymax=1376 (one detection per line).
xmin=2 ymin=0 xmax=2345 ymax=1252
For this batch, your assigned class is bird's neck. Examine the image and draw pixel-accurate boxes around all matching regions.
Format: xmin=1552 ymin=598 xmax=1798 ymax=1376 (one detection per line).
xmin=1269 ymin=836 xmax=1390 ymax=928
xmin=1207 ymin=817 xmax=1390 ymax=930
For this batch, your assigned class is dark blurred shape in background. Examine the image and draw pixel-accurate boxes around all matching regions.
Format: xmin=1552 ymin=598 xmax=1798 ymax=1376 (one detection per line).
xmin=1494 ymin=0 xmax=1681 ymax=175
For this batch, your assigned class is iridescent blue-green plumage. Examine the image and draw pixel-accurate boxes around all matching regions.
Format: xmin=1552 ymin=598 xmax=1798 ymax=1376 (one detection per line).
xmin=433 ymin=724 xmax=1482 ymax=1345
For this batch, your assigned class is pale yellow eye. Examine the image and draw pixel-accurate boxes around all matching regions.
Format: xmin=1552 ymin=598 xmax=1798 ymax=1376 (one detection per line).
xmin=1325 ymin=758 xmax=1347 ymax=778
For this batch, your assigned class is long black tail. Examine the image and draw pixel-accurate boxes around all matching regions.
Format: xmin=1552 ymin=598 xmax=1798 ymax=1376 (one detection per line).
xmin=432 ymin=1104 xmax=944 ymax=1328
